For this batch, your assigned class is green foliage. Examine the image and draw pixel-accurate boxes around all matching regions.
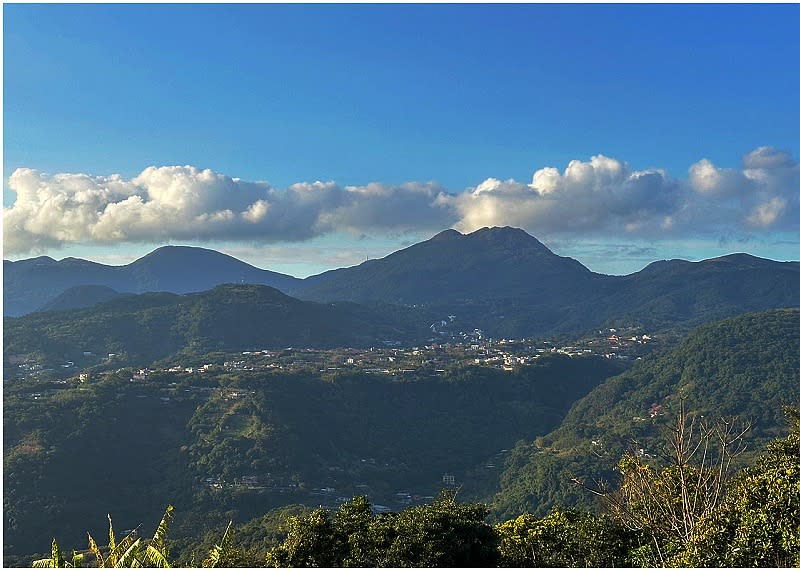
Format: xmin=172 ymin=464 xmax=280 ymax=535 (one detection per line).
xmin=201 ymin=521 xmax=234 ymax=568
xmin=266 ymin=493 xmax=500 ymax=567
xmin=266 ymin=508 xmax=344 ymax=567
xmin=495 ymin=509 xmax=634 ymax=567
xmin=383 ymin=492 xmax=500 ymax=567
xmin=10 ymin=308 xmax=800 ymax=566
xmin=4 ymin=284 xmax=431 ymax=365
xmin=23 ymin=418 xmax=800 ymax=568
xmin=185 ymin=356 xmax=616 ymax=498
xmin=7 ymin=354 xmax=613 ymax=562
xmin=30 ymin=507 xmax=236 ymax=569
xmin=31 ymin=538 xmax=80 ymax=568
xmin=175 ymin=504 xmax=312 ymax=567
xmin=678 ymin=407 xmax=800 ymax=567
xmin=32 ymin=508 xmax=173 ymax=568
xmin=493 ymin=308 xmax=800 ymax=519
xmin=3 ymin=372 xmax=197 ymax=555
xmin=595 ymin=399 xmax=751 ymax=566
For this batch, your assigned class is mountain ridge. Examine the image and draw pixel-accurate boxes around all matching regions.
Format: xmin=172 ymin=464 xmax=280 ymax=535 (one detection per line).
xmin=3 ymin=283 xmax=433 ymax=365
xmin=35 ymin=285 xmax=130 ymax=313
xmin=3 ymin=245 xmax=302 ymax=316
xmin=292 ymin=226 xmax=597 ymax=307
xmin=5 ymin=228 xmax=800 ymax=338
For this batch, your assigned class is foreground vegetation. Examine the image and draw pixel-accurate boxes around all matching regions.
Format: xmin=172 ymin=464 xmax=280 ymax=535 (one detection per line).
xmin=29 ymin=406 xmax=800 ymax=567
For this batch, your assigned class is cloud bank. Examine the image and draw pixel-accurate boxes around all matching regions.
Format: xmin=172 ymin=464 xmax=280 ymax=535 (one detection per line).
xmin=4 ymin=147 xmax=798 ymax=256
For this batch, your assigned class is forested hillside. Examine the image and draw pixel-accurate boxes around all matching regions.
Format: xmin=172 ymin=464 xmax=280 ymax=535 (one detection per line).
xmin=35 ymin=285 xmax=130 ymax=313
xmin=23 ymin=410 xmax=800 ymax=567
xmin=3 ymin=355 xmax=620 ymax=558
xmin=3 ymin=284 xmax=432 ymax=368
xmin=492 ymin=308 xmax=800 ymax=519
xmin=5 ymin=307 xmax=799 ymax=566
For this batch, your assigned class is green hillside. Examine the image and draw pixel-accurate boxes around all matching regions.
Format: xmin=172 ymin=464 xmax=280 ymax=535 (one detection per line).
xmin=3 ymin=284 xmax=431 ymax=368
xmin=3 ymin=354 xmax=621 ymax=558
xmin=491 ymin=308 xmax=800 ymax=520
xmin=6 ymin=308 xmax=800 ymax=566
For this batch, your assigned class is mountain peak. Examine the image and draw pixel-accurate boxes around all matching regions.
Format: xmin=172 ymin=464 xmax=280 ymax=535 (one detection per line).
xmin=6 ymin=255 xmax=57 ymax=266
xmin=470 ymin=226 xmax=529 ymax=236
xmin=466 ymin=226 xmax=550 ymax=252
xmin=430 ymin=228 xmax=463 ymax=241
xmin=128 ymin=245 xmax=263 ymax=273
xmin=36 ymin=285 xmax=126 ymax=313
xmin=707 ymin=252 xmax=766 ymax=265
xmin=137 ymin=244 xmax=220 ymax=260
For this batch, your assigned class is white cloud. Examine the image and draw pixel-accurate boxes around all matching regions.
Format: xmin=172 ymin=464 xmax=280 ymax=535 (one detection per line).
xmin=743 ymin=146 xmax=796 ymax=170
xmin=317 ymin=182 xmax=455 ymax=233
xmin=3 ymin=165 xmax=453 ymax=255
xmin=747 ymin=197 xmax=787 ymax=228
xmin=688 ymin=156 xmax=757 ymax=201
xmin=4 ymin=147 xmax=798 ymax=256
xmin=446 ymin=155 xmax=682 ymax=237
xmin=687 ymin=146 xmax=799 ymax=232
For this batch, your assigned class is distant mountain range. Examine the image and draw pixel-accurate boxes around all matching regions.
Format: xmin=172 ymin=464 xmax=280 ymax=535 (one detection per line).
xmin=292 ymin=227 xmax=800 ymax=335
xmin=3 ymin=245 xmax=300 ymax=316
xmin=5 ymin=227 xmax=800 ymax=337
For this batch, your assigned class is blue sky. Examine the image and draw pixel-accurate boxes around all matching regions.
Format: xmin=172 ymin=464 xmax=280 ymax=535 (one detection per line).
xmin=4 ymin=4 xmax=799 ymax=276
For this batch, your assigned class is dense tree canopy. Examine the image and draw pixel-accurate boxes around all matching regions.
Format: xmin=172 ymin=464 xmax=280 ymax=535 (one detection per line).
xmin=265 ymin=492 xmax=499 ymax=567
xmin=678 ymin=408 xmax=800 ymax=567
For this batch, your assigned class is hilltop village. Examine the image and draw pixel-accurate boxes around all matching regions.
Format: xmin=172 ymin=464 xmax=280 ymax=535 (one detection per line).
xmin=6 ymin=325 xmax=665 ymax=513
xmin=186 ymin=326 xmax=657 ymax=376
xmin=11 ymin=325 xmax=662 ymax=384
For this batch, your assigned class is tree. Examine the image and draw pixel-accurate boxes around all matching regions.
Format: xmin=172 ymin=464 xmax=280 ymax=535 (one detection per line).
xmin=266 ymin=492 xmax=500 ymax=567
xmin=33 ymin=506 xmax=173 ymax=568
xmin=679 ymin=407 xmax=800 ymax=567
xmin=495 ymin=508 xmax=634 ymax=567
xmin=333 ymin=495 xmax=392 ymax=567
xmin=31 ymin=539 xmax=83 ymax=569
xmin=201 ymin=522 xmax=234 ymax=568
xmin=265 ymin=508 xmax=345 ymax=567
xmin=383 ymin=491 xmax=499 ymax=567
xmin=577 ymin=397 xmax=750 ymax=566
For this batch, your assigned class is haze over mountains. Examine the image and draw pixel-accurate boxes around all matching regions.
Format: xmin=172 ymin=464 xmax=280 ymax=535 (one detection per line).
xmin=5 ymin=226 xmax=800 ymax=339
